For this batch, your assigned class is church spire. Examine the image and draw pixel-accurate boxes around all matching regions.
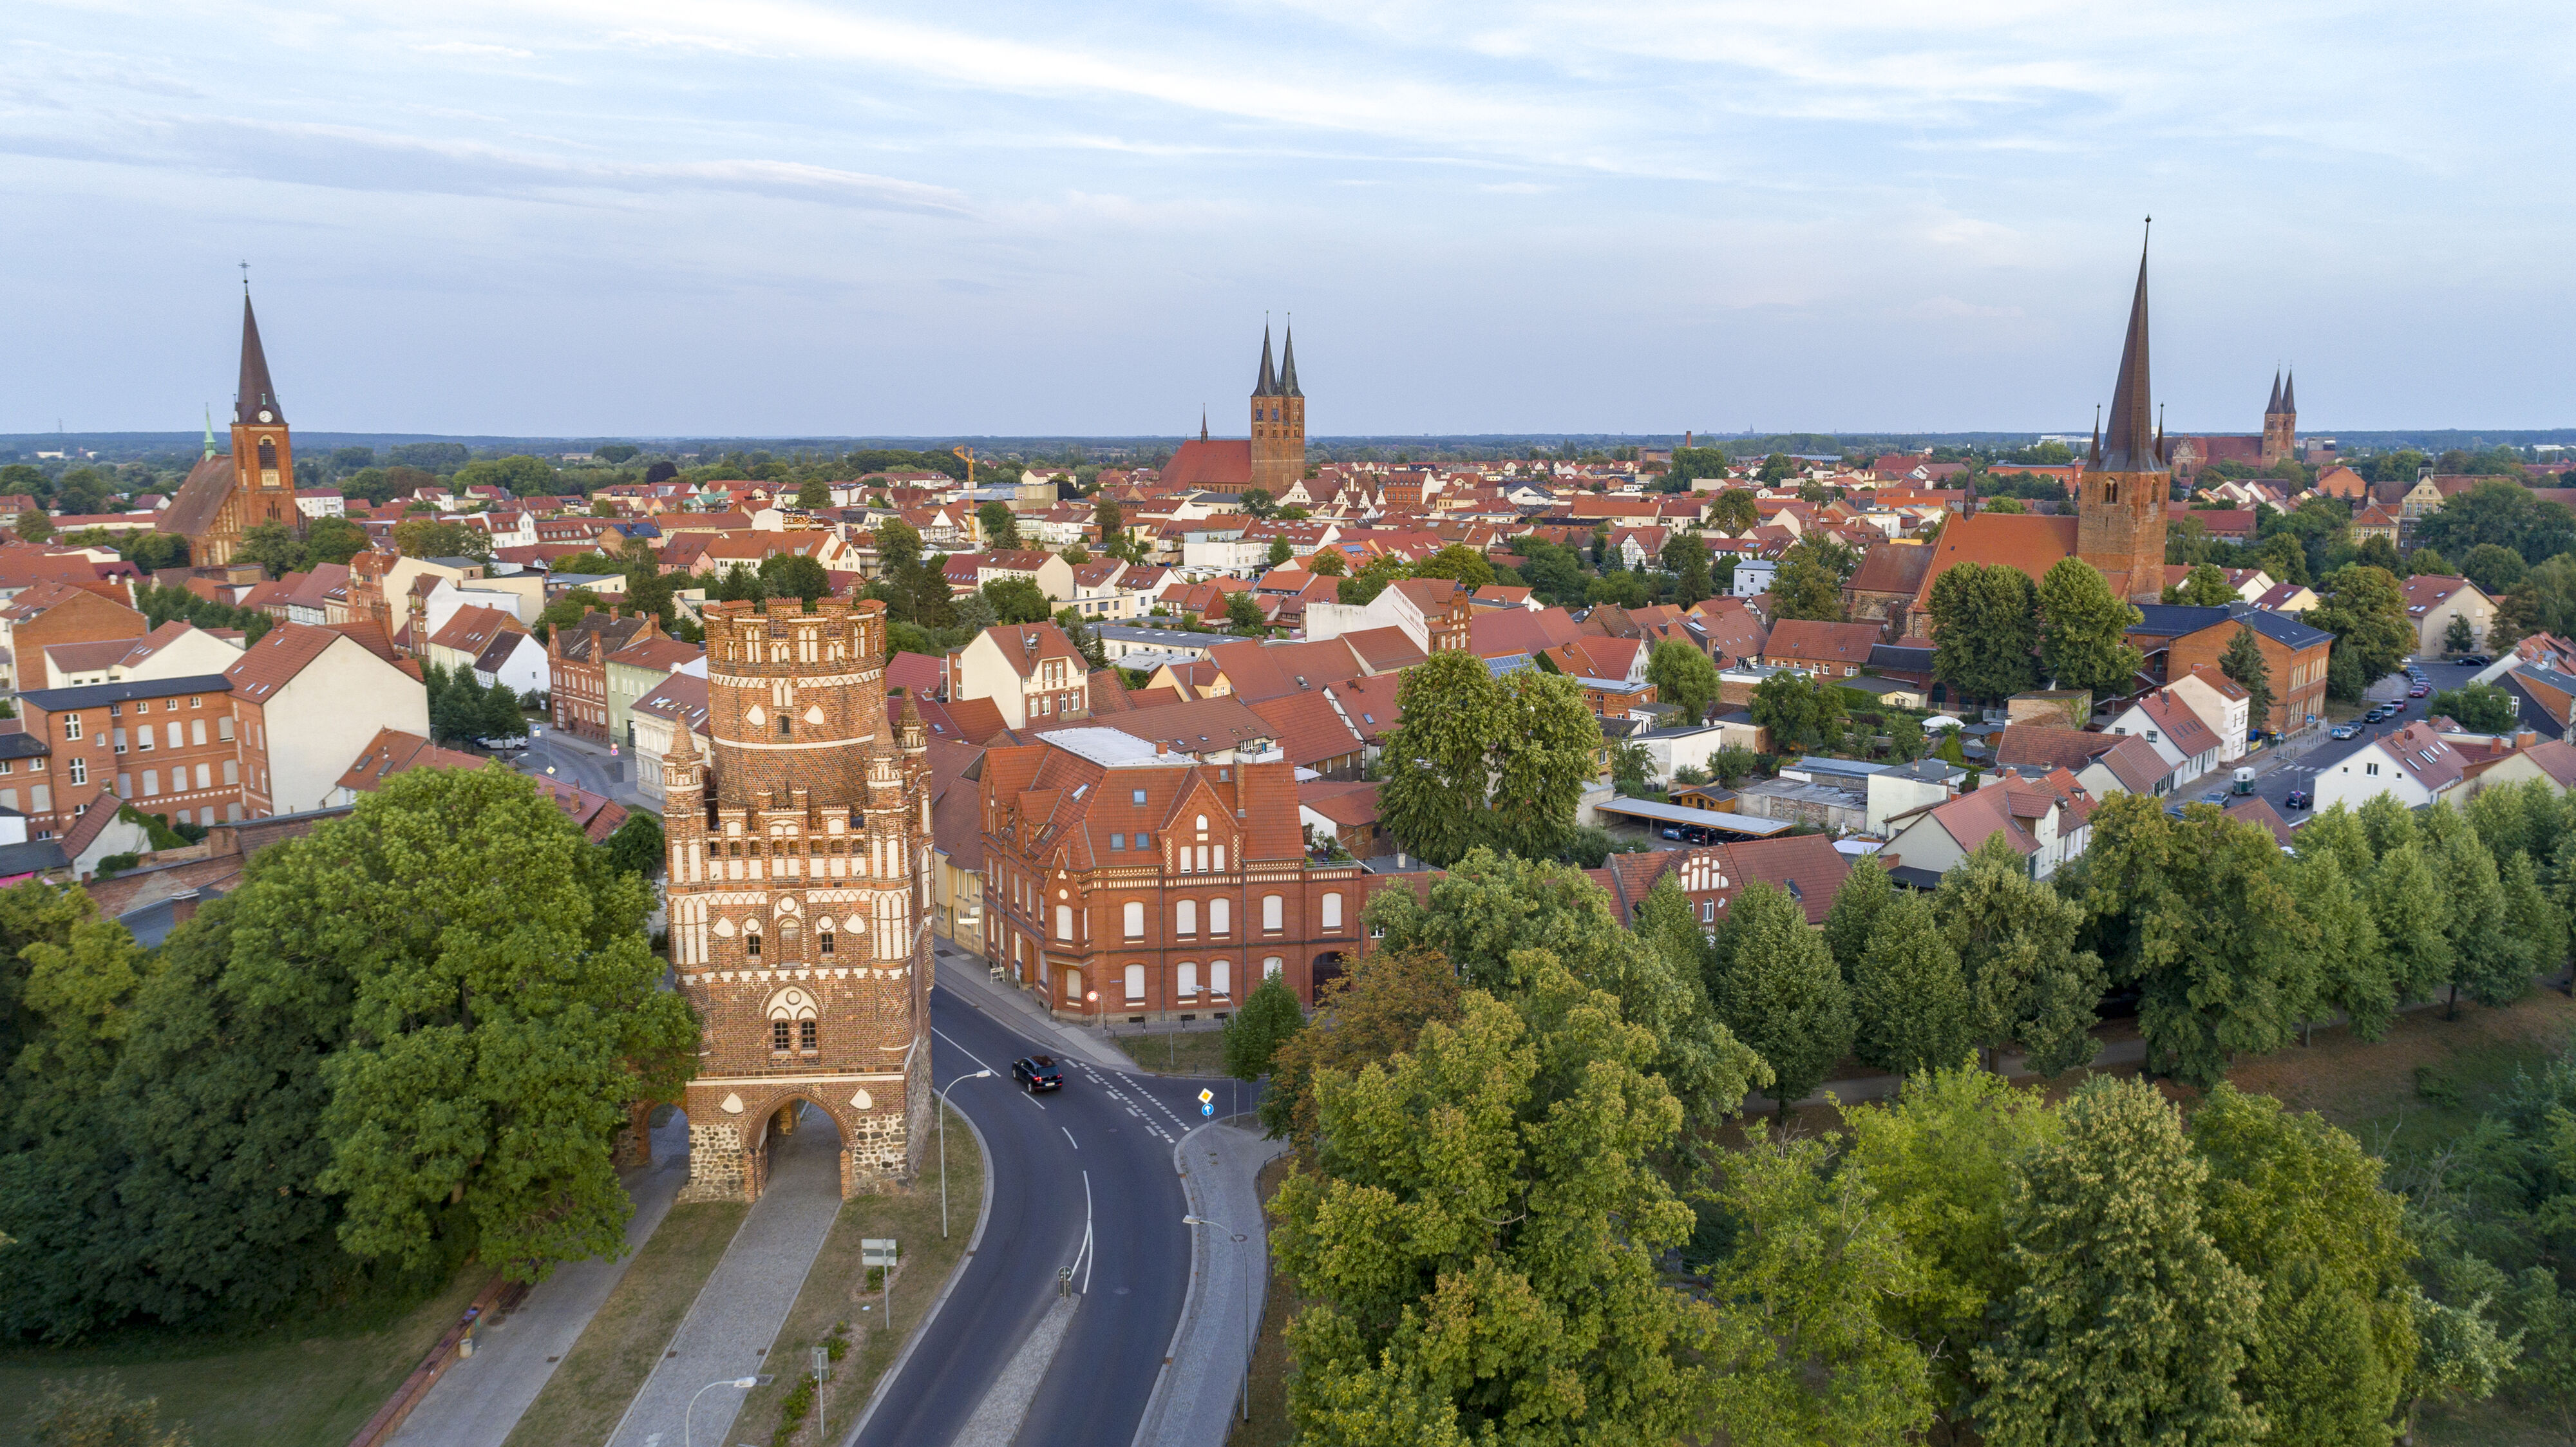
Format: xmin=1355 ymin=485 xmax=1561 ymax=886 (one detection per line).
xmin=2280 ymin=368 xmax=2296 ymax=413
xmin=234 ymin=288 xmax=283 ymax=425
xmin=1254 ymin=321 xmax=1278 ymax=398
xmin=202 ymin=405 xmax=216 ymax=460
xmin=1279 ymin=318 xmax=1302 ymax=399
xmin=2089 ymin=404 xmax=2101 ymax=466
xmin=1200 ymin=406 xmax=1209 ymax=441
xmin=2266 ymin=369 xmax=2282 ymax=414
xmin=2098 ymin=222 xmax=2163 ymax=474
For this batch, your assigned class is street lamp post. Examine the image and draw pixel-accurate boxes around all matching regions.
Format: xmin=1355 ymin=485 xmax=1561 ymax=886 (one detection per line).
xmin=1183 ymin=1215 xmax=1253 ymax=1422
xmin=936 ymin=1069 xmax=993 ymax=1238
xmin=684 ymin=1375 xmax=764 ymax=1447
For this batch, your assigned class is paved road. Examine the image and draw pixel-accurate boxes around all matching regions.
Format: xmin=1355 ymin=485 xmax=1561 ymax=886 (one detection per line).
xmin=2242 ymin=654 xmax=2490 ymax=822
xmin=851 ymin=983 xmax=1244 ymax=1447
xmin=511 ymin=726 xmax=628 ymax=803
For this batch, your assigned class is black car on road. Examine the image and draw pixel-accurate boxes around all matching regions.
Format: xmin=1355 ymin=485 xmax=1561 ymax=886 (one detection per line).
xmin=1012 ymin=1055 xmax=1064 ymax=1092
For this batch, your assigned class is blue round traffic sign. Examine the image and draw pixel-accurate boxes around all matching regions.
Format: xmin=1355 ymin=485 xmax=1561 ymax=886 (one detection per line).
xmin=1201 ymin=1102 xmax=1214 ymax=1117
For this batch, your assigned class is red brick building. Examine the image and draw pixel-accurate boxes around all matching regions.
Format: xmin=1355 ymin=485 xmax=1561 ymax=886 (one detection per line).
xmin=659 ymin=597 xmax=931 ymax=1202
xmin=978 ymin=730 xmax=1387 ymax=1016
xmin=10 ymin=674 xmax=245 ymax=837
xmin=547 ymin=609 xmax=657 ymax=741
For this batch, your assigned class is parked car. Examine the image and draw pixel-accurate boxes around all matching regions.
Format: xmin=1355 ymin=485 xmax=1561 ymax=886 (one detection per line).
xmin=2285 ymin=789 xmax=2313 ymax=809
xmin=2330 ymin=725 xmax=2358 ymax=740
xmin=2410 ymin=685 xmax=2430 ymax=697
xmin=2363 ymin=708 xmax=2387 ymax=723
xmin=2459 ymin=654 xmax=2492 ymax=667
xmin=1012 ymin=1055 xmax=1063 ymax=1093
xmin=479 ymin=734 xmax=529 ymax=752
xmin=2200 ymin=789 xmax=2231 ymax=805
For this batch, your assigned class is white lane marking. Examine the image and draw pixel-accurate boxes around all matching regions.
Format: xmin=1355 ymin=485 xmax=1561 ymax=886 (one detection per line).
xmin=1081 ymin=1169 xmax=1095 ymax=1294
xmin=1062 ymin=1126 xmax=1079 ymax=1149
xmin=934 ymin=1025 xmax=1047 ymax=1109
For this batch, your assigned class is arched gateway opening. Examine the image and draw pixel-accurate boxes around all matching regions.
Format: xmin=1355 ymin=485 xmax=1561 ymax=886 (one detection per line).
xmin=748 ymin=1097 xmax=848 ymax=1202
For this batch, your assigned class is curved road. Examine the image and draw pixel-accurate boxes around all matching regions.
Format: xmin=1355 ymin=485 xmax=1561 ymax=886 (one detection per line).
xmin=855 ymin=983 xmax=1251 ymax=1447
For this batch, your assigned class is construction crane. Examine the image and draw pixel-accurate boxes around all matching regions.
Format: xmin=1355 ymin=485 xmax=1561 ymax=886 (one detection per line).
xmin=952 ymin=445 xmax=976 ymax=486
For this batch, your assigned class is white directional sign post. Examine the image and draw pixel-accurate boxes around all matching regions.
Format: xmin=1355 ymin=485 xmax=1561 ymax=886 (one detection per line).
xmin=862 ymin=1238 xmax=898 ymax=1323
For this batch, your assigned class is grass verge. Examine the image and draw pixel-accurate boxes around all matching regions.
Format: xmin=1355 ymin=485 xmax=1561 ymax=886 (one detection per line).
xmin=1110 ymin=1028 xmax=1231 ymax=1077
xmin=0 ymin=1269 xmax=485 ymax=1447
xmin=1226 ymin=1151 xmax=1298 ymax=1447
xmin=737 ymin=1101 xmax=987 ymax=1446
xmin=499 ymin=1201 xmax=749 ymax=1447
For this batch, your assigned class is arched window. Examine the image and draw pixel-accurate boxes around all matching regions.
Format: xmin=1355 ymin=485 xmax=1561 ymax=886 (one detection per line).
xmin=1055 ymin=903 xmax=1074 ymax=941
xmin=1178 ymin=961 xmax=1198 ymax=997
xmin=1123 ymin=902 xmax=1145 ymax=938
xmin=1211 ymin=960 xmax=1232 ymax=997
xmin=257 ymin=438 xmax=278 ymax=469
xmin=1195 ymin=814 xmax=1208 ymax=835
xmin=1262 ymin=894 xmax=1285 ymax=931
xmin=1176 ymin=899 xmax=1197 ymax=934
xmin=2103 ymin=480 xmax=2120 ymax=506
xmin=1321 ymin=892 xmax=1343 ymax=929
xmin=1123 ymin=963 xmax=1146 ymax=1001
xmin=766 ymin=985 xmax=816 ymax=1053
xmin=1209 ymin=898 xmax=1230 ymax=934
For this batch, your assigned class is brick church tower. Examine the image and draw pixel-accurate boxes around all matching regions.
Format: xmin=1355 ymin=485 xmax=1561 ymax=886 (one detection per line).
xmin=1249 ymin=321 xmax=1306 ymax=496
xmin=2260 ymin=369 xmax=2298 ymax=466
xmin=662 ymin=596 xmax=933 ymax=1202
xmin=165 ymin=287 xmax=305 ymax=568
xmin=2076 ymin=233 xmax=2171 ymax=605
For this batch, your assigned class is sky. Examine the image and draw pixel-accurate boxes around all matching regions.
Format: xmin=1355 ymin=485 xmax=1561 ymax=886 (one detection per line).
xmin=5 ymin=1 xmax=2572 ymax=439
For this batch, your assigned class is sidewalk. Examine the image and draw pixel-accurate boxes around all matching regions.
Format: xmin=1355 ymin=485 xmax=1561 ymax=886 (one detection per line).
xmin=931 ymin=938 xmax=1137 ymax=1073
xmin=390 ymin=1112 xmax=692 ymax=1447
xmin=1132 ymin=1122 xmax=1289 ymax=1447
xmin=606 ymin=1102 xmax=847 ymax=1447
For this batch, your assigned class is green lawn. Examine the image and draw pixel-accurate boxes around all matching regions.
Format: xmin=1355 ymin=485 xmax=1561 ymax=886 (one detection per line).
xmin=499 ymin=1200 xmax=748 ymax=1447
xmin=737 ymin=1102 xmax=987 ymax=1444
xmin=0 ymin=1270 xmax=486 ymax=1447
xmin=1111 ymin=1027 xmax=1231 ymax=1077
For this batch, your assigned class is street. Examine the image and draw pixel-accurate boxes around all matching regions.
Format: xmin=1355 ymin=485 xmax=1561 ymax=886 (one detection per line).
xmin=507 ymin=724 xmax=627 ymax=802
xmin=2239 ymin=654 xmax=2492 ymax=822
xmin=851 ymin=981 xmax=1249 ymax=1447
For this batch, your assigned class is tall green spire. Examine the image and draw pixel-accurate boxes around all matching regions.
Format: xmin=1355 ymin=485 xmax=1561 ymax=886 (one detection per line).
xmin=203 ymin=405 xmax=216 ymax=459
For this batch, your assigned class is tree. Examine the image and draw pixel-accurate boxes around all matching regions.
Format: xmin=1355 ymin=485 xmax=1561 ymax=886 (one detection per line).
xmin=2462 ymin=542 xmax=2528 ymax=596
xmin=1272 ymin=965 xmax=1723 ymax=1446
xmin=1308 ymin=547 xmax=1346 ymax=577
xmin=1256 ymin=945 xmax=1460 ymax=1154
xmin=2295 ymin=850 xmax=2394 ymax=1043
xmin=1368 ymin=855 xmax=1761 ymax=1144
xmin=873 ymin=517 xmax=923 ymax=576
xmin=1819 ymin=853 xmax=1893 ymax=984
xmin=1410 ymin=544 xmax=1496 ymax=589
xmin=1980 ymin=494 xmax=2027 ymax=514
xmin=1935 ymin=833 xmax=2102 ymax=1075
xmin=1374 ymin=658 xmax=1604 ymax=866
xmin=1222 ymin=974 xmax=1304 ymax=1082
xmin=977 ymin=501 xmax=1022 ymax=550
xmin=2309 ymin=565 xmax=2412 ymax=690
xmin=1644 ymin=639 xmax=1719 ymax=725
xmin=1707 ymin=881 xmax=1852 ymax=1118
xmin=982 ymin=577 xmax=1051 ymax=624
xmin=2443 ymin=612 xmax=2476 ymax=656
xmin=2432 ymin=822 xmax=2526 ymax=1017
xmin=1769 ymin=541 xmax=1846 ymax=622
xmin=600 ymin=811 xmax=664 ymax=878
xmin=16 ymin=508 xmax=53 ymax=544
xmin=391 ymin=517 xmax=491 ymax=560
xmin=303 ymin=515 xmax=369 ymax=567
xmin=795 ymin=476 xmax=831 ymax=510
xmin=759 ymin=551 xmax=831 ymax=601
xmin=23 ymin=1375 xmax=193 ymax=1446
xmin=2370 ymin=840 xmax=2452 ymax=1005
xmin=1699 ymin=1123 xmax=1935 ymax=1444
xmin=1748 ymin=668 xmax=1846 ymax=752
xmin=451 ymin=454 xmax=557 ymax=497
xmin=2177 ymin=563 xmax=2239 ymax=606
xmin=1844 ymin=1065 xmax=2061 ymax=1435
xmin=2036 ymin=556 xmax=2144 ymax=695
xmin=1660 ymin=530 xmax=1713 ymax=606
xmin=1928 ymin=562 xmax=2041 ymax=703
xmin=289 ymin=768 xmax=697 ymax=1276
xmin=2189 ymin=1085 xmax=2419 ymax=1447
xmin=1223 ymin=590 xmax=1266 ymax=632
xmin=1972 ymin=1077 xmax=2264 ymax=1447
xmin=2430 ymin=681 xmax=2518 ymax=732
xmin=1265 ymin=535 xmax=1294 ymax=568
xmin=1852 ymin=894 xmax=1974 ymax=1077
xmin=2081 ymin=795 xmax=2317 ymax=1087
xmin=1710 ymin=488 xmax=1760 ymax=534
xmin=2219 ymin=625 xmax=2275 ymax=733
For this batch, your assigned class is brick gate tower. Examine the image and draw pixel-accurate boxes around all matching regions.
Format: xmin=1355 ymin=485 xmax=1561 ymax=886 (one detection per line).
xmin=2075 ymin=229 xmax=2172 ymax=605
xmin=663 ymin=596 xmax=934 ymax=1202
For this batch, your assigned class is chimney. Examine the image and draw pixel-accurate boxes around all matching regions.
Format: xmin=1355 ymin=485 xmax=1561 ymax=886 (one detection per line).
xmin=2518 ymin=730 xmax=2539 ymax=750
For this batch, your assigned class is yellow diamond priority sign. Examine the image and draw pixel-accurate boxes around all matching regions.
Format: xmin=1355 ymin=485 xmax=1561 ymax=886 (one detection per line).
xmin=1198 ymin=1088 xmax=1214 ymax=1104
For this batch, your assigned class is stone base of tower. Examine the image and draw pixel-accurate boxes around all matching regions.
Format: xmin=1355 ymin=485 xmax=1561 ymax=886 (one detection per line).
xmin=675 ymin=1075 xmax=923 ymax=1204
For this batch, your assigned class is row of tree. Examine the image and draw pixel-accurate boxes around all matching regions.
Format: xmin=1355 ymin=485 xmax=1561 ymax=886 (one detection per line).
xmin=1231 ymin=849 xmax=2514 ymax=1444
xmin=0 ymin=768 xmax=694 ymax=1341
